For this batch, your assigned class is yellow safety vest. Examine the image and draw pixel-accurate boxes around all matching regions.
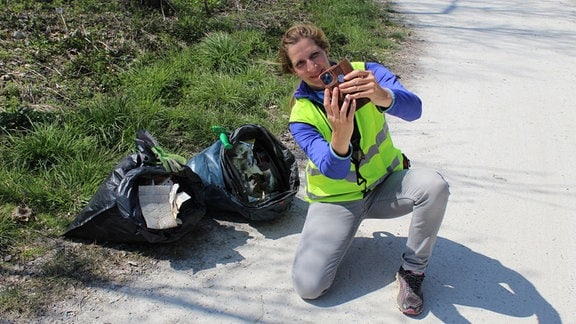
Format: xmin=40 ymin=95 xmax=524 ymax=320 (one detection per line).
xmin=289 ymin=62 xmax=404 ymax=202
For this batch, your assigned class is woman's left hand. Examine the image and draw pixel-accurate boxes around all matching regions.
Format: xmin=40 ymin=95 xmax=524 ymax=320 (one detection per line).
xmin=339 ymin=70 xmax=393 ymax=108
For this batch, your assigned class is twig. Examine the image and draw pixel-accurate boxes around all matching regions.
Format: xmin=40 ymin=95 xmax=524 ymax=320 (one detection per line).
xmin=27 ymin=68 xmax=48 ymax=80
xmin=45 ymin=65 xmax=63 ymax=77
xmin=56 ymin=8 xmax=69 ymax=34
xmin=97 ymin=40 xmax=111 ymax=52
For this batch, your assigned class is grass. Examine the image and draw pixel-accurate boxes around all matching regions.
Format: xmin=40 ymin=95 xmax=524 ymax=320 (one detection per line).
xmin=0 ymin=0 xmax=411 ymax=320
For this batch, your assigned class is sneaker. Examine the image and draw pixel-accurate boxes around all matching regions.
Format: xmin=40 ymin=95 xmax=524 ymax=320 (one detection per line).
xmin=396 ymin=267 xmax=425 ymax=316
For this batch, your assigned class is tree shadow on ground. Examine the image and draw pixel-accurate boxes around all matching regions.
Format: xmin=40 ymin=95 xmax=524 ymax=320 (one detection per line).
xmin=118 ymin=195 xmax=307 ymax=272
xmin=308 ymin=232 xmax=561 ymax=323
xmin=206 ymin=195 xmax=308 ymax=240
xmin=131 ymin=217 xmax=252 ymax=272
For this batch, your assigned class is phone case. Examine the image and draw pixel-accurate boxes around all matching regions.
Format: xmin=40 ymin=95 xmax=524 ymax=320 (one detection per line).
xmin=319 ymin=59 xmax=370 ymax=109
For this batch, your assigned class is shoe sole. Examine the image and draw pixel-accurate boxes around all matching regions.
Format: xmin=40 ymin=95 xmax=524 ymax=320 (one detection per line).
xmin=398 ymin=307 xmax=422 ymax=316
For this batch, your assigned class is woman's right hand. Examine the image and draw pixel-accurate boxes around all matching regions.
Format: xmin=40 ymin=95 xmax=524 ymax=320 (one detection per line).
xmin=324 ymin=87 xmax=356 ymax=156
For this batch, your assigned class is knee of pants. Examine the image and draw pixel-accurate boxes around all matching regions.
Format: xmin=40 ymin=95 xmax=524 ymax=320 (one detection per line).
xmin=432 ymin=171 xmax=451 ymax=199
xmin=292 ymin=269 xmax=330 ymax=300
xmin=422 ymin=170 xmax=450 ymax=200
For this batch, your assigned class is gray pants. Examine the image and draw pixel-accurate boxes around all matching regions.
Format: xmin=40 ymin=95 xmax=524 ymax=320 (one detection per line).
xmin=291 ymin=168 xmax=450 ymax=299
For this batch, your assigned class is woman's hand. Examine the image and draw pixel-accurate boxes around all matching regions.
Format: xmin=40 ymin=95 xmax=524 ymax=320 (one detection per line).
xmin=324 ymin=87 xmax=356 ymax=156
xmin=339 ymin=70 xmax=393 ymax=108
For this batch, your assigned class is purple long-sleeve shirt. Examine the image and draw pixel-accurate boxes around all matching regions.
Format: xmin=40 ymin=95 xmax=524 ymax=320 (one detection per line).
xmin=289 ymin=62 xmax=422 ymax=179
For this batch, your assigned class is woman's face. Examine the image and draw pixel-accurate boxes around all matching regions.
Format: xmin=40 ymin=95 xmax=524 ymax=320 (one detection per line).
xmin=287 ymin=37 xmax=330 ymax=90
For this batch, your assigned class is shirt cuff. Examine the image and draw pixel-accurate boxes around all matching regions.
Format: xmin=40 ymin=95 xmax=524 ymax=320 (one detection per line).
xmin=377 ymin=88 xmax=396 ymax=112
xmin=330 ymin=143 xmax=353 ymax=159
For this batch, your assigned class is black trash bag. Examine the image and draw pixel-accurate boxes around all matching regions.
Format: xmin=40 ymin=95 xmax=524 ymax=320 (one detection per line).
xmin=64 ymin=131 xmax=206 ymax=244
xmin=187 ymin=124 xmax=299 ymax=221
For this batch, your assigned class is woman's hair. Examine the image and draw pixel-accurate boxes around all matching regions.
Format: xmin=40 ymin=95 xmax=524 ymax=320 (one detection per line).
xmin=279 ymin=24 xmax=330 ymax=74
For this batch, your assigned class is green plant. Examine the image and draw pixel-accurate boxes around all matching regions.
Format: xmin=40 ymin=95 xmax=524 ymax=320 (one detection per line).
xmin=0 ymin=205 xmax=19 ymax=250
xmin=194 ymin=31 xmax=252 ymax=74
xmin=0 ymin=107 xmax=61 ymax=135
xmin=0 ymin=287 xmax=33 ymax=318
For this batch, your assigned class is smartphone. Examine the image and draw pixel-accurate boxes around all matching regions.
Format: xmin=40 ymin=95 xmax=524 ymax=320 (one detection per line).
xmin=318 ymin=59 xmax=370 ymax=109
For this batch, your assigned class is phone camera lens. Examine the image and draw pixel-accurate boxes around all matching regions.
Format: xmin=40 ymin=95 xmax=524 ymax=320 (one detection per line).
xmin=320 ymin=72 xmax=333 ymax=85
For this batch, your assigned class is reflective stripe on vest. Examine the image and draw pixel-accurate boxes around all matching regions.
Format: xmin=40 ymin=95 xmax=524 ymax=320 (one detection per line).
xmin=307 ymin=121 xmax=389 ymax=179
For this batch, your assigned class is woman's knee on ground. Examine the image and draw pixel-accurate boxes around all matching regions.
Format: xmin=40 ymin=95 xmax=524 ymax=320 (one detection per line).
xmin=292 ymin=269 xmax=332 ymax=299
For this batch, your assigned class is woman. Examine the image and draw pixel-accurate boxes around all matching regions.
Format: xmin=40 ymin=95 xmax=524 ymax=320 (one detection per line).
xmin=279 ymin=23 xmax=450 ymax=316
